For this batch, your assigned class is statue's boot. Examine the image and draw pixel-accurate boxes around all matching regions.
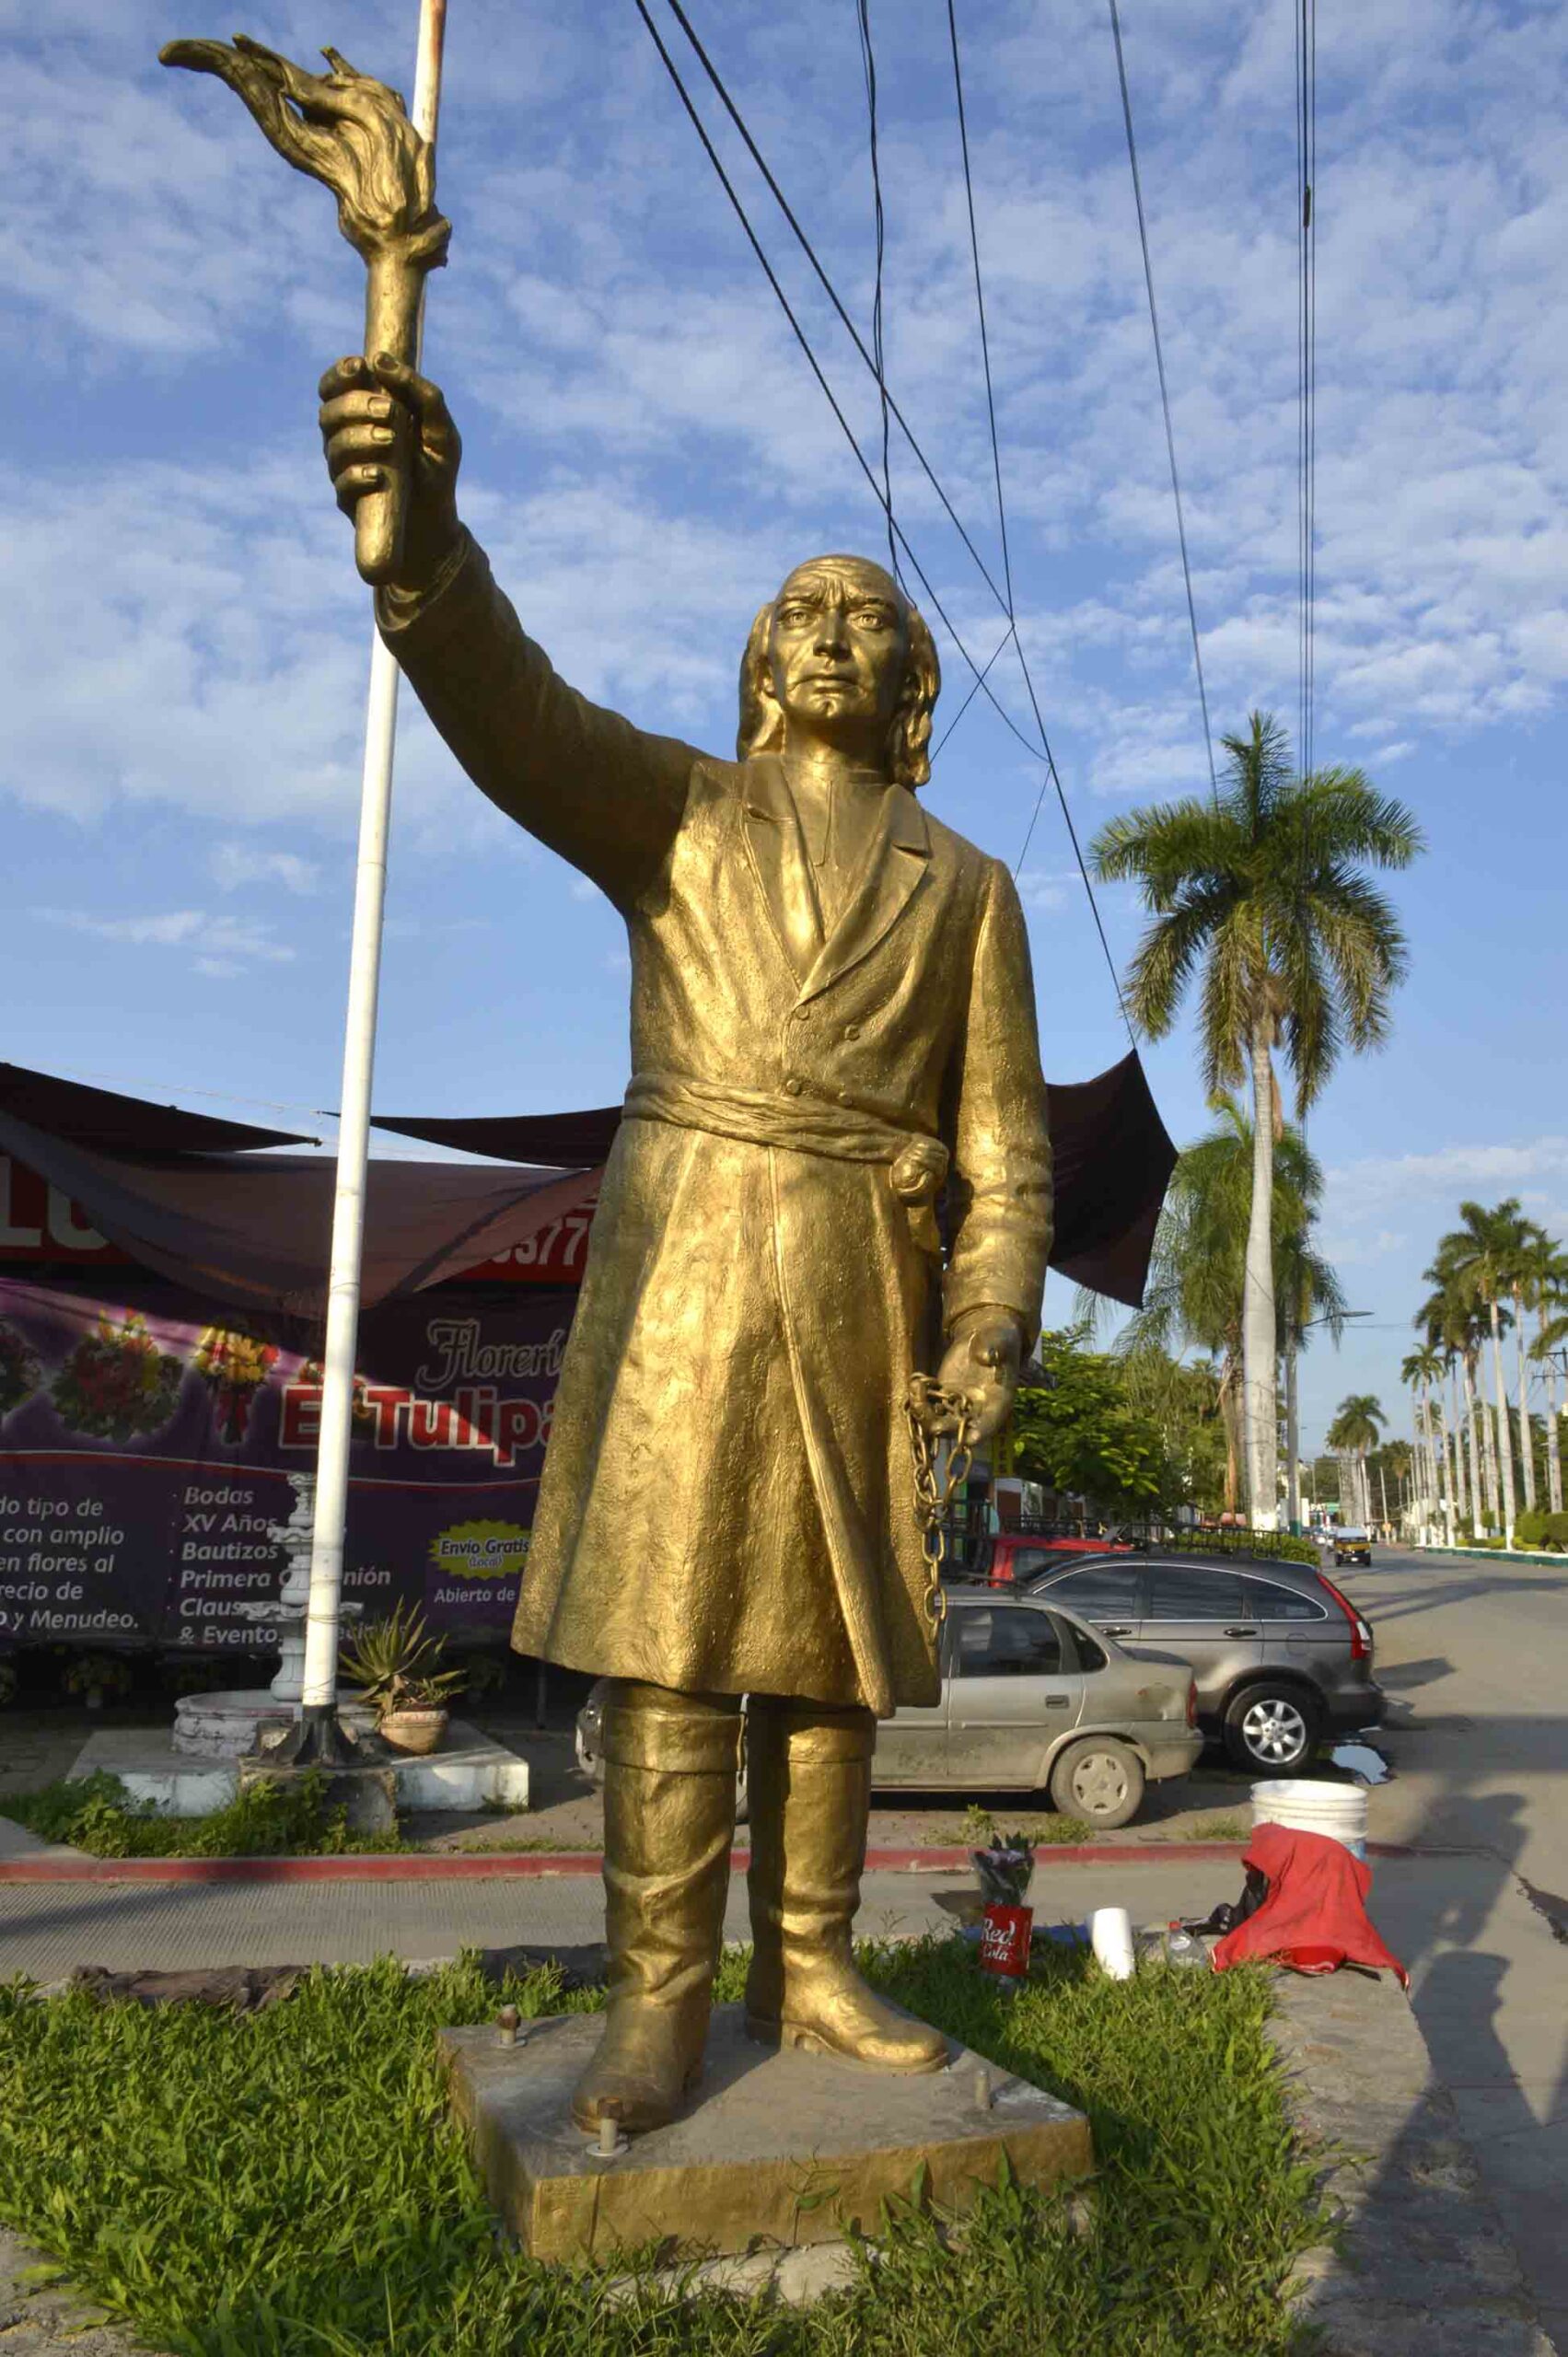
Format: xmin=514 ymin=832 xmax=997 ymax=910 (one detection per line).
xmin=744 ymin=1697 xmax=948 ymax=2072
xmin=570 ymin=1681 xmax=741 ymax=2134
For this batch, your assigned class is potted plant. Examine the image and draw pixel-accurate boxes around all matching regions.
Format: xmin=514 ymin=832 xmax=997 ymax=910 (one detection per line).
xmin=61 ymin=1652 xmax=134 ymax=1711
xmin=339 ymin=1602 xmax=465 ymax=1755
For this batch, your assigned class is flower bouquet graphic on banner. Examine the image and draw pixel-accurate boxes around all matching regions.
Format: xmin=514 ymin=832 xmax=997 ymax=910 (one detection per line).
xmin=193 ymin=1325 xmax=282 ymax=1444
xmin=50 ymin=1312 xmax=184 ymax=1443
xmin=0 ymin=1319 xmax=41 ymax=1423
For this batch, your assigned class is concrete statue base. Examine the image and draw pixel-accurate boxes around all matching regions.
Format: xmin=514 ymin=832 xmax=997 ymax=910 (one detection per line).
xmin=439 ymin=2004 xmax=1093 ymax=2264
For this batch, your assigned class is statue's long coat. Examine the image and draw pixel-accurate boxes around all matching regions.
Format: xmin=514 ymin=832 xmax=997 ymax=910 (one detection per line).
xmin=381 ymin=537 xmax=1052 ymax=1714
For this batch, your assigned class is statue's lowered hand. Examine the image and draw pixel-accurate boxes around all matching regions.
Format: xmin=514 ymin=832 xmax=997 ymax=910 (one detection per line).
xmin=936 ymin=1308 xmax=1025 ymax=1446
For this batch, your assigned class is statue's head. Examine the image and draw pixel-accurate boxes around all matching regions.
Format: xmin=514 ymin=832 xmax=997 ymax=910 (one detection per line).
xmin=737 ymin=555 xmax=941 ymax=788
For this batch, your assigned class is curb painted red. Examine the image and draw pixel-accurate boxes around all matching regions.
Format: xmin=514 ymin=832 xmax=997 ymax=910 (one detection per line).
xmin=0 ymin=1839 xmax=1419 ymax=1885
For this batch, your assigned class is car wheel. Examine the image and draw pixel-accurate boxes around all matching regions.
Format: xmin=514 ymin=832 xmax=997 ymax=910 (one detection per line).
xmin=1048 ymin=1736 xmax=1145 ymax=1830
xmin=1224 ymin=1683 xmax=1322 ymax=1774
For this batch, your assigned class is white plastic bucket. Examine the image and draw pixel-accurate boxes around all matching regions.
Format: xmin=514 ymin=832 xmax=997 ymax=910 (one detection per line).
xmin=1250 ymin=1778 xmax=1368 ymax=1860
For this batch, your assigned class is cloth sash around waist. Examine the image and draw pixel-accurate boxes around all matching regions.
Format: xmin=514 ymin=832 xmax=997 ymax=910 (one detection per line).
xmin=621 ymin=1071 xmax=947 ymax=1252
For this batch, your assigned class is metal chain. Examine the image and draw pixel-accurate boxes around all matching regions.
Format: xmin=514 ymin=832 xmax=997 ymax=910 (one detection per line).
xmin=904 ymin=1374 xmax=979 ymax=1629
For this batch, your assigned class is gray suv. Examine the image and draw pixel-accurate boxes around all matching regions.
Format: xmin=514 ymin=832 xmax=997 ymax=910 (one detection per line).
xmin=1027 ymin=1551 xmax=1383 ymax=1774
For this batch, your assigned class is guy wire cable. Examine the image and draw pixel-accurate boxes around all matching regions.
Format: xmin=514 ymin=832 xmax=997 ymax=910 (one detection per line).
xmin=659 ymin=0 xmax=1011 ymax=617
xmin=1295 ymin=0 xmax=1318 ymax=780
xmin=633 ymin=0 xmax=1047 ymax=768
xmin=947 ymin=0 xmax=1014 ymax=618
xmin=638 ymin=0 xmax=1132 ymax=1039
xmin=1107 ymin=0 xmax=1218 ymax=805
xmin=855 ymin=0 xmax=900 ymax=585
xmin=947 ymin=0 xmax=1133 ymax=1037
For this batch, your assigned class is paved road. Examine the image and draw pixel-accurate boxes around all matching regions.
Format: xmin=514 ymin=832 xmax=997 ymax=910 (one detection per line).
xmin=1334 ymin=1542 xmax=1568 ymax=2352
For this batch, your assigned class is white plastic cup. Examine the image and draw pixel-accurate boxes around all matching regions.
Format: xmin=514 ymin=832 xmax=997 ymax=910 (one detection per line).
xmin=1089 ymin=1905 xmax=1136 ymax=1980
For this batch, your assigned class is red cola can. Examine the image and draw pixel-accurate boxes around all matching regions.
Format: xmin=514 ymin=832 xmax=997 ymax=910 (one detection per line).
xmin=979 ymin=1901 xmax=1034 ymax=1980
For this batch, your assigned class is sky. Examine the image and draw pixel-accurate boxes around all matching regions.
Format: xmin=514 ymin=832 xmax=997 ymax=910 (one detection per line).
xmin=4 ymin=0 xmax=1567 ymax=1461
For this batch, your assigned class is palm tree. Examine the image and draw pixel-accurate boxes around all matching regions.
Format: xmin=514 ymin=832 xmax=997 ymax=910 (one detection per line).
xmin=1508 ymin=1225 xmax=1556 ymax=1517
xmin=1327 ymin=1394 xmax=1387 ymax=1528
xmin=1091 ymin=713 xmax=1421 ymax=1529
xmin=1121 ymin=1097 xmax=1342 ymax=1518
xmin=1401 ymin=1342 xmax=1450 ymax=1541
xmin=1418 ymin=1278 xmax=1491 ymax=1534
xmin=1431 ymin=1202 xmax=1532 ymax=1544
xmin=1280 ymin=1215 xmax=1349 ymax=1534
xmin=1516 ymin=1227 xmax=1568 ymax=1516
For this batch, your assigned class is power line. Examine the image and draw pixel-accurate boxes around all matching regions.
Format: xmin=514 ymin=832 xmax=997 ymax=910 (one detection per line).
xmin=658 ymin=0 xmax=1011 ymax=617
xmin=1295 ymin=0 xmax=1318 ymax=781
xmin=930 ymin=621 xmax=1015 ymax=761
xmin=633 ymin=0 xmax=1044 ymax=765
xmin=1106 ymin=0 xmax=1218 ymax=805
xmin=854 ymin=0 xmax=900 ymax=586
xmin=946 ymin=0 xmax=1014 ymax=617
xmin=944 ymin=0 xmax=1132 ymax=1035
xmin=638 ymin=0 xmax=1132 ymax=1039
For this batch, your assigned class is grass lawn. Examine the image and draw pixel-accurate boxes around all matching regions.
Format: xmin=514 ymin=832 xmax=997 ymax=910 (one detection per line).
xmin=0 ymin=1940 xmax=1326 ymax=2357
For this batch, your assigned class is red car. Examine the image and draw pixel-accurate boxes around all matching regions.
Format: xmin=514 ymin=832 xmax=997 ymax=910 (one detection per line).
xmin=975 ymin=1531 xmax=1138 ymax=1588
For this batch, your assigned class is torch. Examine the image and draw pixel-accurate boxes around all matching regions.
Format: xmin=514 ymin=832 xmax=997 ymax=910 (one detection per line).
xmin=160 ymin=8 xmax=448 ymax=1764
xmin=159 ymin=24 xmax=450 ymax=584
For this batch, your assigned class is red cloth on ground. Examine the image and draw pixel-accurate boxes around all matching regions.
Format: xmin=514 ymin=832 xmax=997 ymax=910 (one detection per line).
xmin=1212 ymin=1821 xmax=1409 ymax=1987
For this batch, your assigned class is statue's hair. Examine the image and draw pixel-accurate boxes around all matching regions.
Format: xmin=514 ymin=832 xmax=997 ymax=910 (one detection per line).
xmin=735 ymin=560 xmax=941 ymax=789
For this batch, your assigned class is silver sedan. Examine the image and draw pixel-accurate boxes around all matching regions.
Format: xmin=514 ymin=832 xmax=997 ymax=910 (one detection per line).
xmin=575 ymin=1586 xmax=1201 ymax=1830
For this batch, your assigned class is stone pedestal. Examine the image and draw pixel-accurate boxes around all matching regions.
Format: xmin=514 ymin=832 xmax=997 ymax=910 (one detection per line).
xmin=439 ymin=2005 xmax=1093 ymax=2263
xmin=172 ymin=1691 xmax=378 ymax=1759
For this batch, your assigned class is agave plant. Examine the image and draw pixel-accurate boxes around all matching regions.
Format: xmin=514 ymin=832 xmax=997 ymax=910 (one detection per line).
xmin=339 ymin=1601 xmax=465 ymax=1719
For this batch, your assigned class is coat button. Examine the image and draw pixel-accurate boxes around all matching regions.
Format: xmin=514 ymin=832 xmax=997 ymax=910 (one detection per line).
xmin=791 ymin=1006 xmax=809 ymax=1023
xmin=836 ymin=1089 xmax=852 ymax=1106
xmin=784 ymin=1076 xmax=804 ymax=1096
xmin=843 ymin=1023 xmax=861 ymax=1039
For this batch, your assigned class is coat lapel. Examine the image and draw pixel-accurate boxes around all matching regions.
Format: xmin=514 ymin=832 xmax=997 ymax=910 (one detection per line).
xmin=799 ymin=785 xmax=930 ymax=1004
xmin=740 ymin=757 xmax=820 ymax=985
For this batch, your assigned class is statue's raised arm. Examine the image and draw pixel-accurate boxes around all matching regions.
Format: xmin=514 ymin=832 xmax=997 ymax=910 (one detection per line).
xmin=163 ymin=31 xmax=691 ymax=908
xmin=319 ymin=349 xmax=693 ymax=910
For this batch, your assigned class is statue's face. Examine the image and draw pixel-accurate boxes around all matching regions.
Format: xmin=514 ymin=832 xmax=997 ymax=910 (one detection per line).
xmin=764 ymin=557 xmax=909 ymax=759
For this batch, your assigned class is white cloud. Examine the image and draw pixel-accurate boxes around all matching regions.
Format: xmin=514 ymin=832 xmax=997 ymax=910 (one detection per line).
xmin=1327 ymin=1138 xmax=1568 ymax=1219
xmin=1316 ymin=1228 xmax=1410 ymax=1267
xmin=36 ymin=906 xmax=295 ymax=965
xmin=1016 ymin=868 xmax=1076 ymax=911
xmin=210 ymin=842 xmax=321 ymax=895
xmin=6 ymin=0 xmax=1568 ymax=848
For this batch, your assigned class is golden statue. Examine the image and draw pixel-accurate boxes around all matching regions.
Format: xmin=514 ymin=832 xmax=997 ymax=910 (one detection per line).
xmin=164 ymin=30 xmax=1052 ymax=2136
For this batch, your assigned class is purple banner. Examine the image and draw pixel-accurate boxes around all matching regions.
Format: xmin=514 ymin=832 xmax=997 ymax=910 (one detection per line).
xmin=0 ymin=1274 xmax=575 ymax=1653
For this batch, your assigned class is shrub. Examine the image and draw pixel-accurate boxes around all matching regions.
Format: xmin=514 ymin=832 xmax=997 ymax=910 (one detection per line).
xmin=1515 ymin=1509 xmax=1551 ymax=1549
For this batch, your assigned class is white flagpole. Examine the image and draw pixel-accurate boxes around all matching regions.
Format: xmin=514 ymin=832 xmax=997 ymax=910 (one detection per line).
xmin=296 ymin=0 xmax=448 ymax=1754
